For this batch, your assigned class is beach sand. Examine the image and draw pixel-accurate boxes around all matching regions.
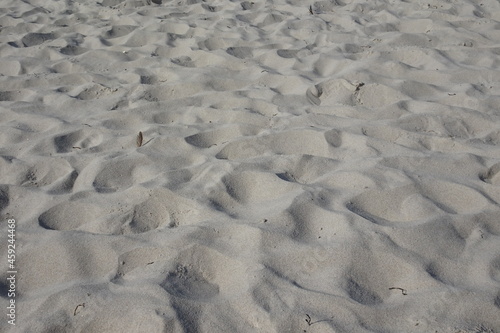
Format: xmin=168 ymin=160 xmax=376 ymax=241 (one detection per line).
xmin=1 ymin=0 xmax=500 ymax=332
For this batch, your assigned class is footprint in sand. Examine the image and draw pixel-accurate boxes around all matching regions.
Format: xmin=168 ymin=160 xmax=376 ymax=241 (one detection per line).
xmin=226 ymin=46 xmax=253 ymax=59
xmin=111 ymin=188 xmax=207 ymax=235
xmin=75 ymin=84 xmax=119 ymax=100
xmin=17 ymin=233 xmax=117 ymax=294
xmin=306 ymin=79 xmax=358 ymax=106
xmin=92 ymin=157 xmax=156 ymax=193
xmin=161 ymin=245 xmax=248 ymax=301
xmin=115 ymin=246 xmax=173 ymax=280
xmin=21 ymin=32 xmax=58 ymax=47
xmin=480 ymin=162 xmax=500 ymax=185
xmin=0 ymin=90 xmax=35 ymax=102
xmin=53 ymin=127 xmax=103 ymax=153
xmin=162 ymin=265 xmax=220 ymax=301
xmin=38 ymin=201 xmax=105 ymax=230
xmin=102 ymin=25 xmax=138 ymax=39
xmin=101 ymin=0 xmax=161 ymax=8
xmin=489 ymin=256 xmax=500 ymax=284
xmin=307 ymin=79 xmax=406 ymax=108
xmin=185 ymin=125 xmax=256 ymax=149
xmin=120 ymin=195 xmax=172 ymax=234
xmin=20 ymin=158 xmax=77 ymax=192
xmin=217 ymin=129 xmax=332 ymax=160
xmin=0 ymin=185 xmax=8 ymax=212
xmin=276 ymin=49 xmax=300 ymax=59
xmin=345 ymin=278 xmax=383 ymax=305
xmin=348 ymin=180 xmax=490 ymax=225
xmin=0 ymin=60 xmax=21 ymax=76
xmin=222 ymin=170 xmax=297 ymax=204
xmin=59 ymin=44 xmax=88 ymax=56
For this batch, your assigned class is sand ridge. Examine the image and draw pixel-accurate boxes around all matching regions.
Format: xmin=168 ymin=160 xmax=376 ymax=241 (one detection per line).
xmin=1 ymin=0 xmax=500 ymax=332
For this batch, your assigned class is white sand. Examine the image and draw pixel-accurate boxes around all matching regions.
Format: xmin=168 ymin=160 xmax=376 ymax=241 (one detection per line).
xmin=1 ymin=0 xmax=500 ymax=331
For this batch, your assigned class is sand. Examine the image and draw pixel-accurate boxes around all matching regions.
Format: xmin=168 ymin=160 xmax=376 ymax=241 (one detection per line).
xmin=1 ymin=0 xmax=500 ymax=332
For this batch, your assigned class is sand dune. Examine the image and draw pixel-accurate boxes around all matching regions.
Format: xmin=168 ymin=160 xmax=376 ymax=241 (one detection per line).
xmin=1 ymin=0 xmax=500 ymax=332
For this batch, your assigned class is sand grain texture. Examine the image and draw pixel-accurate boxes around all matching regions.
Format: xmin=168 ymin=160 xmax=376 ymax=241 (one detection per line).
xmin=1 ymin=0 xmax=500 ymax=332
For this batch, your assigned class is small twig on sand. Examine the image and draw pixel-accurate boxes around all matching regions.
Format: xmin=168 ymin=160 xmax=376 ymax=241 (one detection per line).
xmin=389 ymin=287 xmax=407 ymax=295
xmin=74 ymin=303 xmax=85 ymax=316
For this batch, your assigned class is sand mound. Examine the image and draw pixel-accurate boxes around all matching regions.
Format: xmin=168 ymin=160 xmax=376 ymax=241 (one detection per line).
xmin=2 ymin=0 xmax=500 ymax=332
